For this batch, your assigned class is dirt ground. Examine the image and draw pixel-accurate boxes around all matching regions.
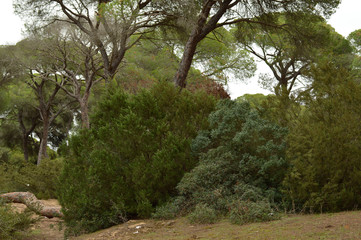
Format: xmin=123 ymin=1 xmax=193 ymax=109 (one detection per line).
xmin=11 ymin=200 xmax=64 ymax=240
xmin=10 ymin=201 xmax=361 ymax=240
xmin=74 ymin=211 xmax=361 ymax=240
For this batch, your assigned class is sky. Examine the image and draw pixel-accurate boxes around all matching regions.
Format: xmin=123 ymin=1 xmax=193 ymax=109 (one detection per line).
xmin=1 ymin=0 xmax=361 ymax=98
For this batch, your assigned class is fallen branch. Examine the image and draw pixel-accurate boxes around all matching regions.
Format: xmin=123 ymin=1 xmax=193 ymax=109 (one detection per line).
xmin=0 ymin=192 xmax=63 ymax=218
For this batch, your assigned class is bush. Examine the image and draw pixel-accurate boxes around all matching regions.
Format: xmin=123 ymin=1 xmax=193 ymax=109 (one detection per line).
xmin=0 ymin=152 xmax=62 ymax=199
xmin=187 ymin=203 xmax=218 ymax=224
xmin=164 ymin=99 xmax=287 ymax=223
xmin=0 ymin=200 xmax=37 ymax=240
xmin=152 ymin=197 xmax=182 ymax=220
xmin=283 ymin=64 xmax=361 ymax=212
xmin=57 ymin=82 xmax=216 ymax=235
xmin=228 ymin=200 xmax=277 ymax=224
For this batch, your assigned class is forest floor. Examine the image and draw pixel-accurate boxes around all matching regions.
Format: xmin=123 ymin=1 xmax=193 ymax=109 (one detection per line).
xmin=11 ymin=200 xmax=361 ymax=240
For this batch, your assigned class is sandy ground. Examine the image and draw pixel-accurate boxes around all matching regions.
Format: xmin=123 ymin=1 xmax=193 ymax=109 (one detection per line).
xmin=11 ymin=199 xmax=64 ymax=240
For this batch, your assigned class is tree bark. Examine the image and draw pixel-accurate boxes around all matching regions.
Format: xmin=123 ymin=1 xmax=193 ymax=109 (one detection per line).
xmin=80 ymin=94 xmax=90 ymax=129
xmin=173 ymin=34 xmax=201 ymax=88
xmin=173 ymin=0 xmax=233 ymax=88
xmin=37 ymin=115 xmax=50 ymax=165
xmin=0 ymin=192 xmax=63 ymax=218
xmin=22 ymin=134 xmax=30 ymax=162
xmin=18 ymin=110 xmax=38 ymax=162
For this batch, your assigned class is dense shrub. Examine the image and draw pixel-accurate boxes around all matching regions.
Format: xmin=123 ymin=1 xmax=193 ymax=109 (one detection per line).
xmin=57 ymin=82 xmax=216 ymax=235
xmin=159 ymin=100 xmax=287 ymax=224
xmin=0 ymin=150 xmax=62 ymax=199
xmin=0 ymin=200 xmax=37 ymax=240
xmin=283 ymin=64 xmax=361 ymax=212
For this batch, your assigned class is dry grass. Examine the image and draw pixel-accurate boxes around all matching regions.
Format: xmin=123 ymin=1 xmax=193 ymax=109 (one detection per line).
xmin=10 ymin=200 xmax=361 ymax=240
xmin=75 ymin=211 xmax=361 ymax=240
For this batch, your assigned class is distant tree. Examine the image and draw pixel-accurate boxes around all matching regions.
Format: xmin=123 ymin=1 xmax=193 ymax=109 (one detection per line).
xmin=235 ymin=13 xmax=353 ymax=98
xmin=15 ymin=39 xmax=75 ymax=165
xmin=348 ymin=29 xmax=361 ymax=82
xmin=0 ymin=83 xmax=40 ymax=162
xmin=348 ymin=29 xmax=361 ymax=51
xmin=0 ymin=45 xmax=23 ymax=87
xmin=14 ymin=0 xmax=167 ymax=81
xmin=153 ymin=0 xmax=341 ymax=88
xmin=35 ymin=23 xmax=105 ymax=129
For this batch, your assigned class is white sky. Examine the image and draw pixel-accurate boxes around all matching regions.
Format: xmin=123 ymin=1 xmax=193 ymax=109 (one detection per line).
xmin=1 ymin=0 xmax=361 ymax=98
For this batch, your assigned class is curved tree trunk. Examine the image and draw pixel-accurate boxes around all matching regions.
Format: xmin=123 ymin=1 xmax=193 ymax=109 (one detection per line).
xmin=173 ymin=34 xmax=200 ymax=88
xmin=0 ymin=192 xmax=63 ymax=218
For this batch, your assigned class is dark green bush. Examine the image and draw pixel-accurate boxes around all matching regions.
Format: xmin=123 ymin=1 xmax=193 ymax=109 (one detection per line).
xmin=162 ymin=99 xmax=287 ymax=224
xmin=0 ymin=200 xmax=37 ymax=240
xmin=57 ymin=82 xmax=216 ymax=235
xmin=283 ymin=64 xmax=361 ymax=212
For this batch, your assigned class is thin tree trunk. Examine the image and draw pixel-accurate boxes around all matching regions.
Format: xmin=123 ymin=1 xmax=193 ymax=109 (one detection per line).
xmin=80 ymin=94 xmax=90 ymax=129
xmin=18 ymin=110 xmax=37 ymax=162
xmin=22 ymin=135 xmax=29 ymax=162
xmin=37 ymin=116 xmax=50 ymax=165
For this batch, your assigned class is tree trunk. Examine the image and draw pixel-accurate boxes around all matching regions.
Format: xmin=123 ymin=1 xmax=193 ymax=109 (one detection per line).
xmin=173 ymin=34 xmax=200 ymax=88
xmin=173 ymin=0 xmax=217 ymax=88
xmin=37 ymin=116 xmax=50 ymax=165
xmin=0 ymin=192 xmax=63 ymax=218
xmin=18 ymin=110 xmax=37 ymax=162
xmin=80 ymin=95 xmax=90 ymax=129
xmin=22 ymin=135 xmax=29 ymax=162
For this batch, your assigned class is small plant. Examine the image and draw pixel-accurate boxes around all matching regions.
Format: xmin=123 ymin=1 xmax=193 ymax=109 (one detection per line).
xmin=152 ymin=201 xmax=180 ymax=220
xmin=228 ymin=200 xmax=277 ymax=224
xmin=187 ymin=203 xmax=218 ymax=224
xmin=0 ymin=200 xmax=37 ymax=240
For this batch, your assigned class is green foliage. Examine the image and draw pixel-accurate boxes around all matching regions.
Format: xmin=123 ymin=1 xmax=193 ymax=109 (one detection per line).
xmin=0 ymin=151 xmax=62 ymax=199
xmin=152 ymin=203 xmax=178 ymax=220
xmin=57 ymin=82 xmax=216 ymax=235
xmin=228 ymin=200 xmax=276 ymax=224
xmin=187 ymin=203 xmax=218 ymax=224
xmin=283 ymin=63 xmax=361 ymax=212
xmin=162 ymin=99 xmax=287 ymax=224
xmin=0 ymin=200 xmax=37 ymax=240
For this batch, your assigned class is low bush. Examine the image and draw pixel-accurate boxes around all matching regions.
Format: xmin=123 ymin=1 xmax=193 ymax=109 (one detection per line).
xmin=0 ymin=200 xmax=37 ymax=240
xmin=152 ymin=197 xmax=183 ymax=220
xmin=187 ymin=203 xmax=218 ymax=224
xmin=228 ymin=200 xmax=276 ymax=224
xmin=0 ymin=150 xmax=62 ymax=199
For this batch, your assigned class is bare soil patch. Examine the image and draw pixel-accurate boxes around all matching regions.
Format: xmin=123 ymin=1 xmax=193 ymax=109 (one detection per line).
xmin=11 ymin=199 xmax=64 ymax=240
